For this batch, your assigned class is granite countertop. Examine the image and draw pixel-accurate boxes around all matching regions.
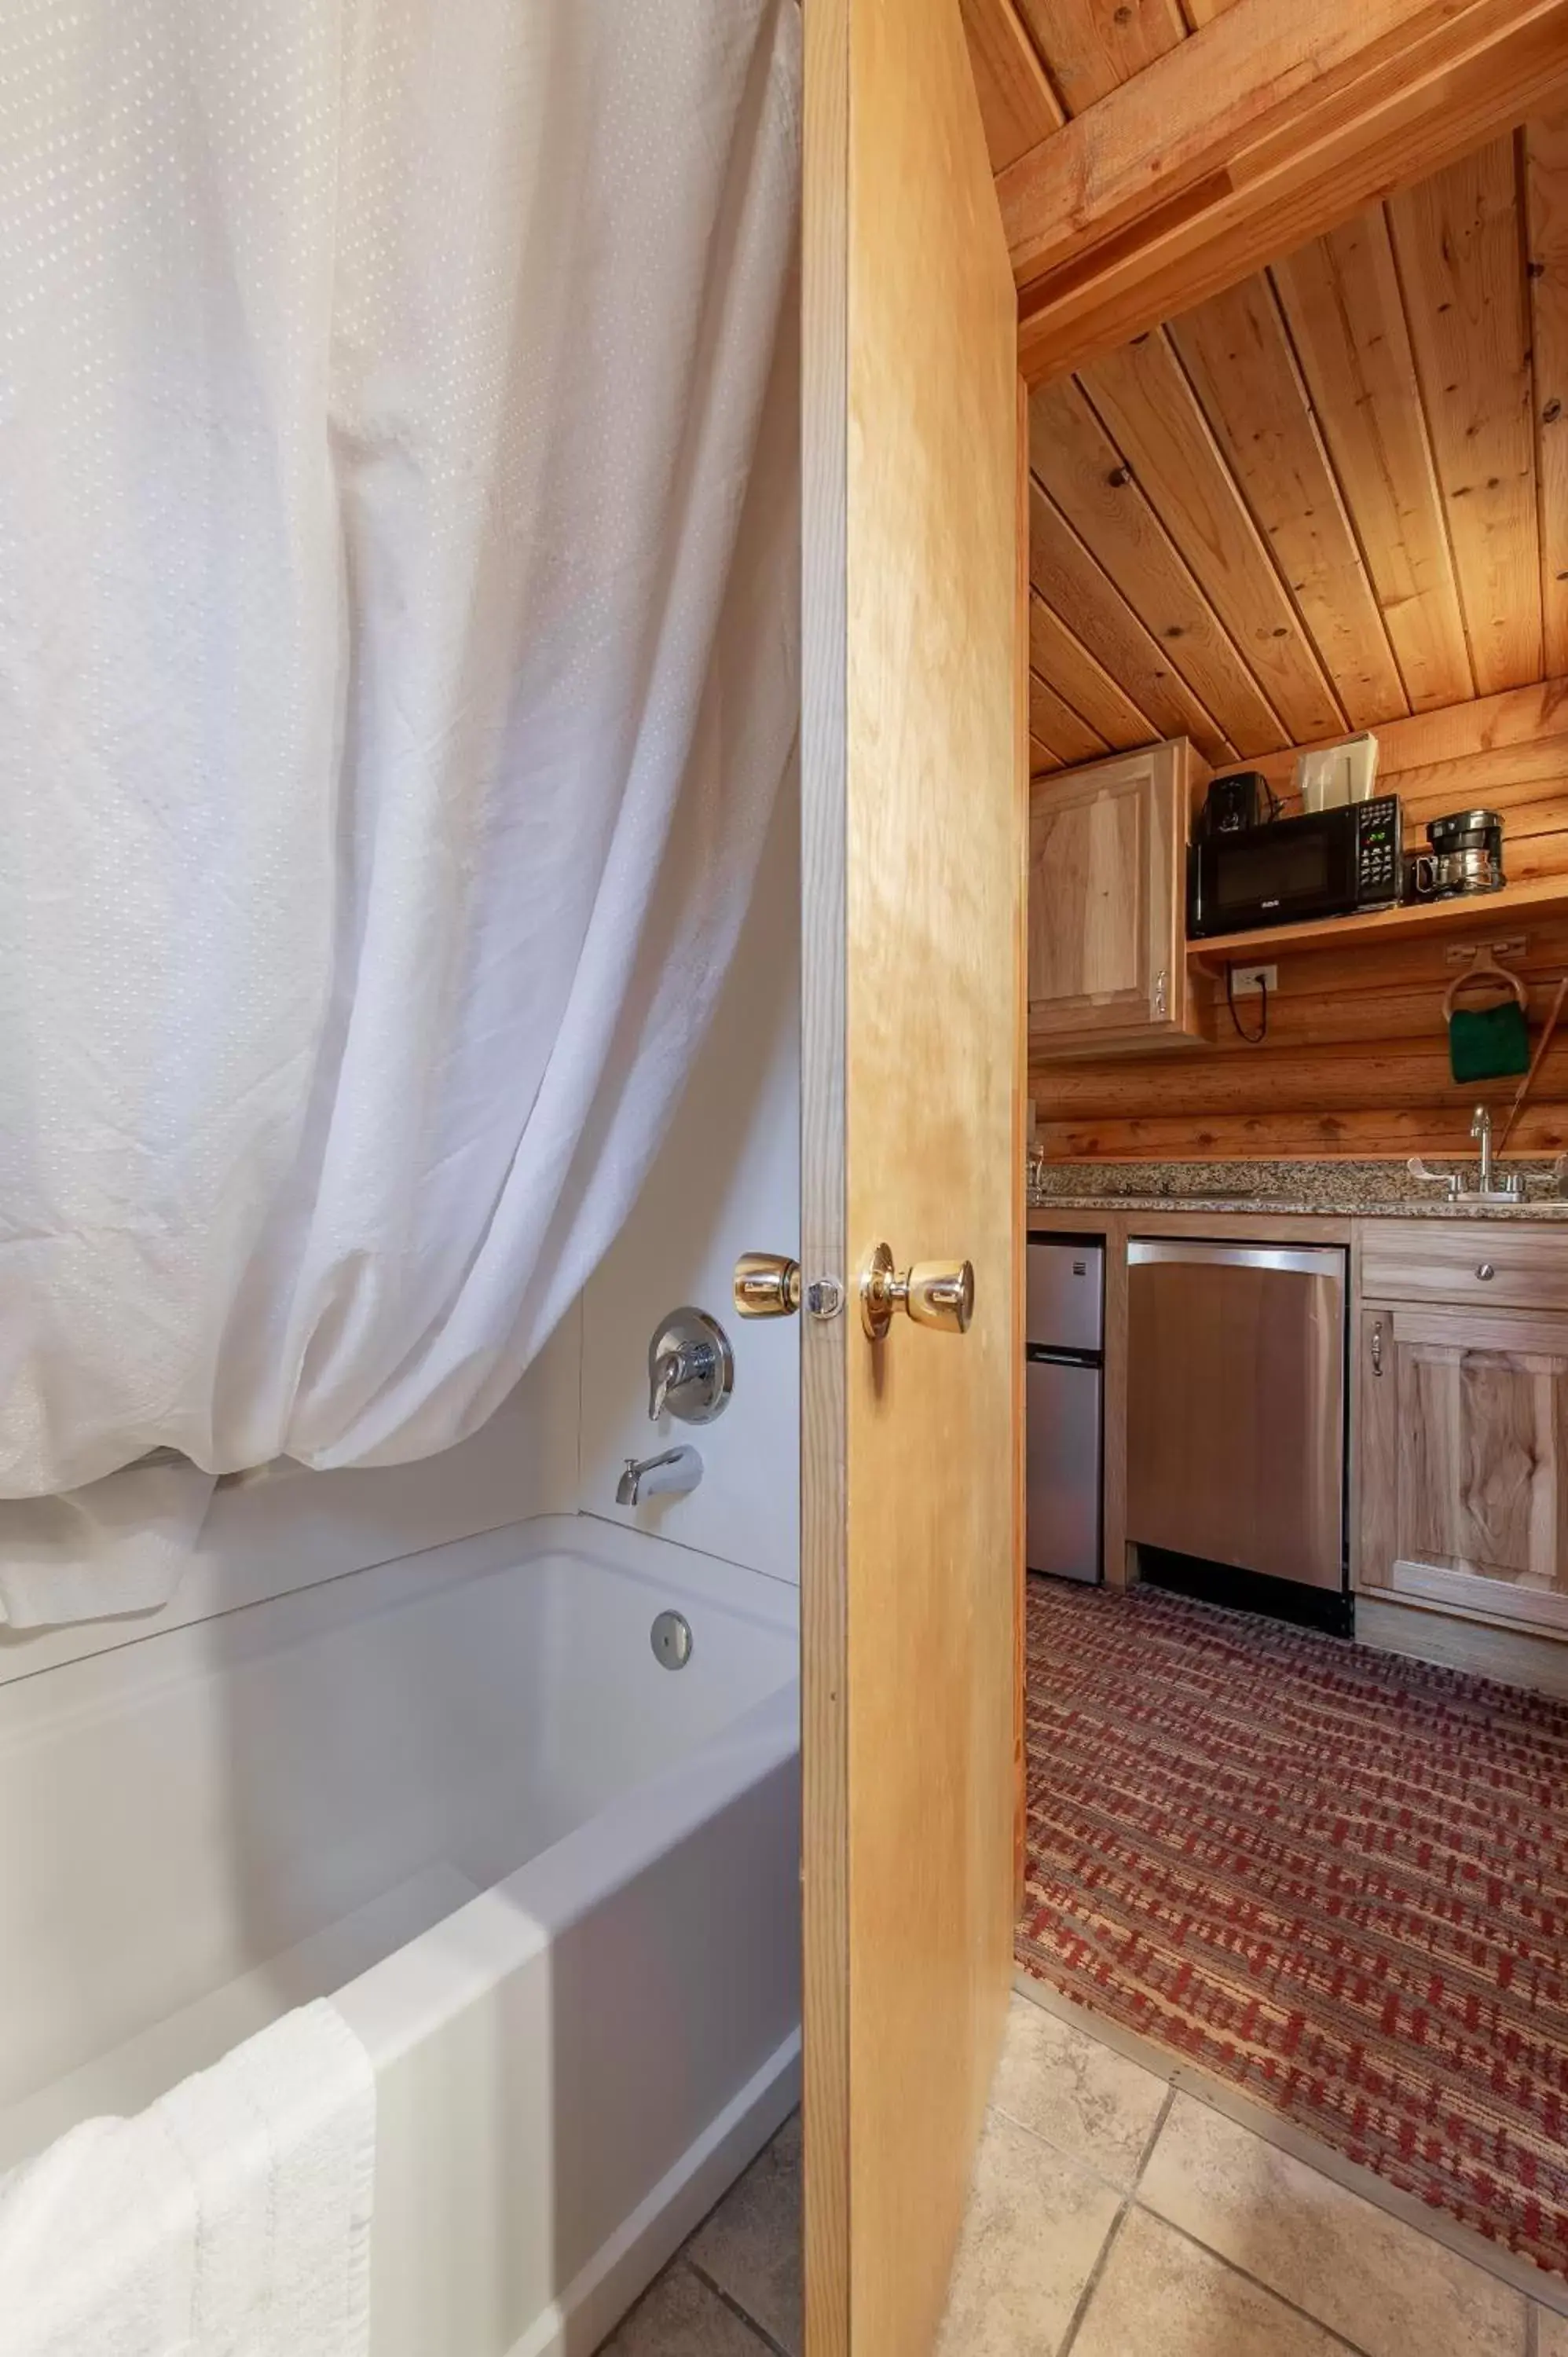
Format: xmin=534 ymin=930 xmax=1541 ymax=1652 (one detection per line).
xmin=1029 ymin=1194 xmax=1568 ymax=1220
xmin=1027 ymin=1157 xmax=1568 ymax=1222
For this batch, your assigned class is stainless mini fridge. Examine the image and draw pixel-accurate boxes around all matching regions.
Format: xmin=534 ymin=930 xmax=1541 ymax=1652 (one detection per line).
xmin=1026 ymin=1236 xmax=1104 ymax=1584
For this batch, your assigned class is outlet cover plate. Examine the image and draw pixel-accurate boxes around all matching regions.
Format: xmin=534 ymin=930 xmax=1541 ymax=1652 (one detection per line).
xmin=1229 ymin=963 xmax=1277 ymax=996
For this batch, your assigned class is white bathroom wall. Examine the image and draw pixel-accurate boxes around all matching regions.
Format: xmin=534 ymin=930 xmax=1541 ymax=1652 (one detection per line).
xmin=577 ymin=766 xmax=800 ymax=1586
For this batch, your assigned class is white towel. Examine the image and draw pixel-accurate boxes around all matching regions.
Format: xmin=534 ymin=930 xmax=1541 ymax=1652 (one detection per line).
xmin=0 ymin=1457 xmax=217 ymax=1629
xmin=0 ymin=2000 xmax=374 ymax=2357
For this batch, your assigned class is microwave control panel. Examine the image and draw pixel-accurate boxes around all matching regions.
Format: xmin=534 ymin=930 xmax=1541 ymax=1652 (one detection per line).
xmin=1354 ymin=795 xmax=1401 ymax=906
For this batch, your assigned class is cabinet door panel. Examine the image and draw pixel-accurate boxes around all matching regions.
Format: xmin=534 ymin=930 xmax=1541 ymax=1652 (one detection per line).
xmin=1359 ymin=1301 xmax=1568 ymax=1630
xmin=1028 ymin=738 xmax=1196 ymax=1047
xmin=1401 ymin=1343 xmax=1561 ymax=1581
xmin=1030 ymin=777 xmax=1145 ymax=1008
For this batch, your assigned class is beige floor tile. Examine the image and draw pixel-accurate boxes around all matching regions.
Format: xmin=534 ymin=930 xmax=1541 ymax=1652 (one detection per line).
xmin=598 ymin=2260 xmax=771 ymax=2354
xmin=993 ymin=1991 xmax=1167 ymax=2189
xmin=687 ymin=2113 xmax=802 ymax=2355
xmin=1140 ymin=2095 xmax=1526 ymax=2357
xmin=936 ymin=2106 xmax=1122 ymax=2357
xmin=1539 ymin=2309 xmax=1568 ymax=2355
xmin=1074 ymin=2206 xmax=1347 ymax=2357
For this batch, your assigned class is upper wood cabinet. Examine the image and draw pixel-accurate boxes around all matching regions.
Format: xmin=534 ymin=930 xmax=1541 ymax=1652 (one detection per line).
xmin=1028 ymin=739 xmax=1202 ymax=1056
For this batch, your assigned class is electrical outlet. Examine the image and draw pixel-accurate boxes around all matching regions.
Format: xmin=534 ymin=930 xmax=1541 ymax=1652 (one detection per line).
xmin=1229 ymin=963 xmax=1277 ymax=996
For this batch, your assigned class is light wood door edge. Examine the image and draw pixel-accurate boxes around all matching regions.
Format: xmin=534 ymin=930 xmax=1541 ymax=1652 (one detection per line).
xmin=800 ymin=0 xmax=850 ymax=2337
xmin=1014 ymin=371 xmax=1031 ymax=1919
xmin=802 ymin=2 xmax=1019 ymax=2349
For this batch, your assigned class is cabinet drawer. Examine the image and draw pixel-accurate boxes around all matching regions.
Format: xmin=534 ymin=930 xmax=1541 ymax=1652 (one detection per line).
xmin=1360 ymin=1219 xmax=1568 ymax=1310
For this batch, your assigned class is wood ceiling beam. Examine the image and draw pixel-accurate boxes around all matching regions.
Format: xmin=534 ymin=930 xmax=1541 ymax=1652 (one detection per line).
xmin=959 ymin=0 xmax=1064 ymax=173
xmin=1006 ymin=0 xmax=1568 ymax=383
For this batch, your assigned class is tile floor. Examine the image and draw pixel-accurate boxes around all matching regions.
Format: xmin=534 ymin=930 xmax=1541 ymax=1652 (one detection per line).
xmin=601 ymin=1989 xmax=1560 ymax=2356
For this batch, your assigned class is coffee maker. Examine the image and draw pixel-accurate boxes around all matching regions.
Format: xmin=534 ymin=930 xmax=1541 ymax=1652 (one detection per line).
xmin=1405 ymin=808 xmax=1505 ymax=901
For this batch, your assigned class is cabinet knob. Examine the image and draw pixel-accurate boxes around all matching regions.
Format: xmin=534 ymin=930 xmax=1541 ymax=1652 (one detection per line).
xmin=1475 ymin=1262 xmax=1496 ymax=1281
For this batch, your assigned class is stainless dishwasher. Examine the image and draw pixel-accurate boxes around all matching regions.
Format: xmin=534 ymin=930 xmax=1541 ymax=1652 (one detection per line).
xmin=1126 ymin=1239 xmax=1346 ymax=1592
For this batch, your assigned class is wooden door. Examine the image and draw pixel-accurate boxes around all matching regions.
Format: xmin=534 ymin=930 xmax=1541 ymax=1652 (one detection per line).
xmin=1360 ymin=1302 xmax=1568 ymax=1634
xmin=800 ymin=2 xmax=1022 ymax=2352
xmin=1028 ymin=740 xmax=1197 ymax=1050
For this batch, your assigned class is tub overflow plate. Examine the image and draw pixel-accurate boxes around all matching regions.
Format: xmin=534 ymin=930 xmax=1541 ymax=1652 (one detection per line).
xmin=651 ymin=1610 xmax=694 ymax=1670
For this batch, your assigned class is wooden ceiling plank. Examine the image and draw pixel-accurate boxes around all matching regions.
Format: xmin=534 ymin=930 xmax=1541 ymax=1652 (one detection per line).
xmin=1028 ymin=375 xmax=1289 ymax=753
xmin=1028 ymin=479 xmax=1236 ymax=764
xmin=958 ymin=0 xmax=1064 ymax=174
xmin=1167 ymin=275 xmax=1409 ymax=731
xmin=1388 ymin=137 xmax=1543 ymax=698
xmin=1272 ymin=211 xmax=1475 ymax=715
xmin=1078 ymin=328 xmax=1346 ymax=743
xmin=1526 ymin=112 xmax=1568 ymax=680
xmin=1238 ymin=676 xmax=1568 ymax=792
xmin=1029 ymin=669 xmax=1113 ymax=768
xmin=1010 ymin=0 xmax=1568 ymax=384
xmin=1012 ymin=0 xmax=1187 ymax=119
xmin=1028 ymin=592 xmax=1160 ymax=751
xmin=1000 ymin=0 xmax=1563 ymax=288
xmin=1030 ymin=732 xmax=1064 ymax=774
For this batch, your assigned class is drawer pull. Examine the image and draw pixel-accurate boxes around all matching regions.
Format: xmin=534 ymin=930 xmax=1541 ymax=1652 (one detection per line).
xmin=1370 ymin=1318 xmax=1383 ymax=1377
xmin=1476 ymin=1262 xmax=1496 ymax=1281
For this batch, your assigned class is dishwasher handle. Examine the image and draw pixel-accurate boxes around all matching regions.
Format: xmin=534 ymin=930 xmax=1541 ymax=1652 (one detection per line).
xmin=1127 ymin=1239 xmax=1345 ymax=1281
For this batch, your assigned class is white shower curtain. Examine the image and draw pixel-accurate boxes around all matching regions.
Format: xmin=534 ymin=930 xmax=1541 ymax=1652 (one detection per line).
xmin=0 ymin=0 xmax=800 ymax=1516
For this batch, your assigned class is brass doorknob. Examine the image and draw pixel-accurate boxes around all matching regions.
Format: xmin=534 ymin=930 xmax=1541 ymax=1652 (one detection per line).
xmin=734 ymin=1252 xmax=802 ymax=1318
xmin=860 ymin=1244 xmax=975 ymax=1340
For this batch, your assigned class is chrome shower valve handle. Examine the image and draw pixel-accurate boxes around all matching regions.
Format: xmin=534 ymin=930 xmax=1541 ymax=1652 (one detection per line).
xmin=645 ymin=1307 xmax=735 ymax=1424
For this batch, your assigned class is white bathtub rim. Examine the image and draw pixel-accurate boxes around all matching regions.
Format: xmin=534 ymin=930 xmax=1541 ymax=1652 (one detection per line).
xmin=531 ymin=1511 xmax=800 ymax=1629
xmin=332 ymin=1676 xmax=800 ymax=2075
xmin=572 ymin=1501 xmax=801 ymax=1604
xmin=508 ymin=2027 xmax=800 ymax=2357
xmin=0 ymin=1508 xmax=797 ymax=1748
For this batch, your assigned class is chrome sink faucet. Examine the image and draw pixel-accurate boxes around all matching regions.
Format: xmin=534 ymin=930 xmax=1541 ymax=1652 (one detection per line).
xmin=1407 ymin=1105 xmax=1524 ymax=1203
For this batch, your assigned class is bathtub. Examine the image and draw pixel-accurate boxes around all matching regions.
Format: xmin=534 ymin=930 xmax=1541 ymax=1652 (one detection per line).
xmin=0 ymin=1512 xmax=801 ymax=2355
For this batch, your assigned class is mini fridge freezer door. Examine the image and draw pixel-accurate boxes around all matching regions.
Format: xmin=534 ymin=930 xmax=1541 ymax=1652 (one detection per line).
xmin=1026 ymin=1237 xmax=1105 ymax=1354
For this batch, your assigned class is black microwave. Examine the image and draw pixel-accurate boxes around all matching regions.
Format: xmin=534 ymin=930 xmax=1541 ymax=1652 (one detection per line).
xmin=1189 ymin=795 xmax=1402 ymax=937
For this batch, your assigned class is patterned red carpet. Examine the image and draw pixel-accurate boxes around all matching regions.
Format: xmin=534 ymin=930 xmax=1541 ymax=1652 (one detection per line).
xmin=1018 ymin=1574 xmax=1568 ymax=2279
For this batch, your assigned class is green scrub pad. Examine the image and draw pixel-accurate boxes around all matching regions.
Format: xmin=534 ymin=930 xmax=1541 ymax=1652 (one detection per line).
xmin=1449 ymin=999 xmax=1530 ymax=1083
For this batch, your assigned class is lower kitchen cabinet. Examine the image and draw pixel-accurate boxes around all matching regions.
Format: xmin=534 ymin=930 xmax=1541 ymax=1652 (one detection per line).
xmin=1358 ymin=1300 xmax=1568 ymax=1635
